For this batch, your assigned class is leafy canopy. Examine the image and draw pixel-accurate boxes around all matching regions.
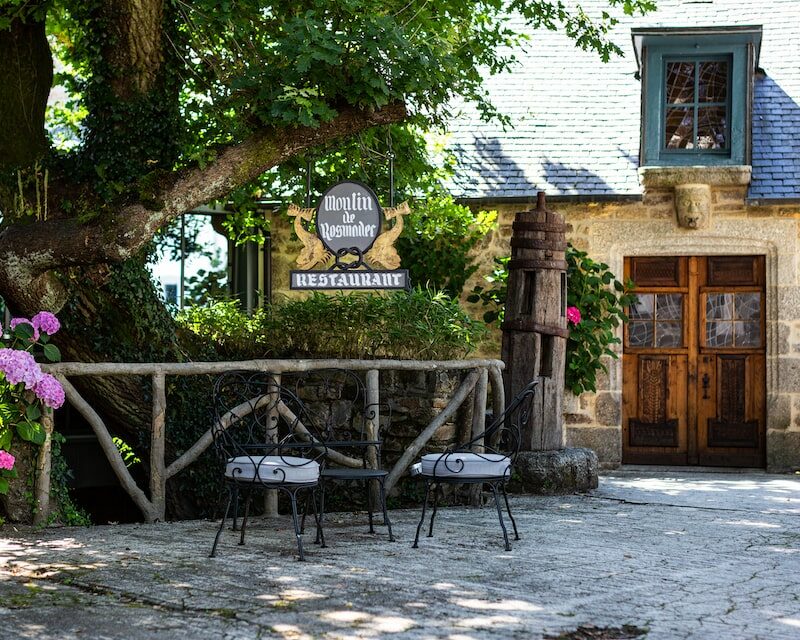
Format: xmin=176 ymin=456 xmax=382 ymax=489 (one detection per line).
xmin=34 ymin=0 xmax=654 ymax=193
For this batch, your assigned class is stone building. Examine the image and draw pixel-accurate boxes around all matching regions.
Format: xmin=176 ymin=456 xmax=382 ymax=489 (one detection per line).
xmin=447 ymin=0 xmax=800 ymax=471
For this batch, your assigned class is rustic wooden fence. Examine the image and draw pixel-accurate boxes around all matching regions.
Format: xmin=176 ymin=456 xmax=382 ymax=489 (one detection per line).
xmin=34 ymin=359 xmax=505 ymax=524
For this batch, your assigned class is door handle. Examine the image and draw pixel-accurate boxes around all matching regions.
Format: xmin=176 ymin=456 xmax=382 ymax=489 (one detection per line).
xmin=701 ymin=373 xmax=710 ymax=400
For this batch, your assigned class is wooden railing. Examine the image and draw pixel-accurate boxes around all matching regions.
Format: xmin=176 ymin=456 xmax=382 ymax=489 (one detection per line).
xmin=35 ymin=359 xmax=505 ymax=524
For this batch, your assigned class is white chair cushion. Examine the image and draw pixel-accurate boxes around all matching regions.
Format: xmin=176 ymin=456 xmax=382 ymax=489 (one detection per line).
xmin=225 ymin=456 xmax=320 ymax=484
xmin=419 ymin=452 xmax=511 ymax=478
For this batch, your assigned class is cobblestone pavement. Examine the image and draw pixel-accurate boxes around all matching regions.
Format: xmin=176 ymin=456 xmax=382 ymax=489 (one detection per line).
xmin=1 ymin=470 xmax=799 ymax=639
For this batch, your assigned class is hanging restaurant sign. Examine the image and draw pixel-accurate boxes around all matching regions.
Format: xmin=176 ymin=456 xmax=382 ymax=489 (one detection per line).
xmin=289 ymin=180 xmax=410 ymax=290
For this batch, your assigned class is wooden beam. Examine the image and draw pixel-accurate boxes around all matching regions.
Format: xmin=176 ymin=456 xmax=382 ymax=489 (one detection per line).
xmin=150 ymin=373 xmax=167 ymax=521
xmin=32 ymin=408 xmax=54 ymax=526
xmin=58 ymin=375 xmax=157 ymax=522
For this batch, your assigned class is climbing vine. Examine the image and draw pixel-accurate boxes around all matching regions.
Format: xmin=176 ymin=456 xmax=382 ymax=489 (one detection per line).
xmin=469 ymin=245 xmax=637 ymax=394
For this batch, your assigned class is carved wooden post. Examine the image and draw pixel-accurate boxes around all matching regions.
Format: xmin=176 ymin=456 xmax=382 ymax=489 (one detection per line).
xmin=501 ymin=191 xmax=568 ymax=451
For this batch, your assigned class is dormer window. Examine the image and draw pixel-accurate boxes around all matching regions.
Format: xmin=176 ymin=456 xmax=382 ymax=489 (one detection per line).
xmin=633 ymin=26 xmax=761 ymax=167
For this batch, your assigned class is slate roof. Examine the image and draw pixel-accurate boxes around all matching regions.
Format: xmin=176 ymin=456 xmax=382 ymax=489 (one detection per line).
xmin=447 ymin=0 xmax=800 ymax=200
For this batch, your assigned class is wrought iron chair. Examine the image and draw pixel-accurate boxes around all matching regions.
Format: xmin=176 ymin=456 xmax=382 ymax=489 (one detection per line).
xmin=209 ymin=371 xmax=327 ymax=561
xmin=286 ymin=369 xmax=395 ymax=543
xmin=411 ymin=379 xmax=538 ymax=551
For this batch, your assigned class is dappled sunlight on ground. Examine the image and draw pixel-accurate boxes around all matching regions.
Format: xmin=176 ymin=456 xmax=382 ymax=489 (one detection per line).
xmin=599 ymin=471 xmax=800 ymax=516
xmin=1 ymin=471 xmax=799 ymax=639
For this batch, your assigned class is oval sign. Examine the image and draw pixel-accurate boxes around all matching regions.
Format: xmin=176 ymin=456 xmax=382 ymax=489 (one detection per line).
xmin=316 ymin=181 xmax=381 ymax=254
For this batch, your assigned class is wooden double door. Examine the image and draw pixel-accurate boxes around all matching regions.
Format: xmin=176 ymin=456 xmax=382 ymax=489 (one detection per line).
xmin=622 ymin=256 xmax=766 ymax=467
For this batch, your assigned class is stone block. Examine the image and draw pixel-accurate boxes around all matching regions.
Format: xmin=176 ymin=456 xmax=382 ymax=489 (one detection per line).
xmin=594 ymin=356 xmax=620 ymax=391
xmin=639 ymin=165 xmax=751 ymax=188
xmin=777 ymin=357 xmax=800 ymax=393
xmin=566 ymin=425 xmax=621 ymax=465
xmin=595 ymin=391 xmax=621 ymax=426
xmin=509 ymin=448 xmax=599 ymax=495
xmin=767 ymin=429 xmax=800 ymax=472
xmin=767 ymin=394 xmax=791 ymax=430
xmin=777 ymin=287 xmax=800 ymax=319
xmin=778 ymin=322 xmax=791 ymax=355
xmin=714 ymin=187 xmax=748 ymax=204
xmin=792 ymin=396 xmax=800 ymax=430
xmin=563 ymin=392 xmax=581 ymax=413
xmin=565 ymin=412 xmax=592 ymax=425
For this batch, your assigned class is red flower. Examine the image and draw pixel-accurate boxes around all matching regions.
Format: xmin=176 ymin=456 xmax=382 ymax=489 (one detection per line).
xmin=567 ymin=306 xmax=582 ymax=325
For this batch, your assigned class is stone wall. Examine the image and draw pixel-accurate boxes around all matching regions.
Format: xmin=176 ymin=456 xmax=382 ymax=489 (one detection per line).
xmin=461 ymin=168 xmax=800 ymax=472
xmin=287 ymin=370 xmax=475 ymax=507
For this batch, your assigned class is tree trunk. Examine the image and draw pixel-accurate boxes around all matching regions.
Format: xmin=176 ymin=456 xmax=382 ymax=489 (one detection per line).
xmin=0 ymin=14 xmax=52 ymax=171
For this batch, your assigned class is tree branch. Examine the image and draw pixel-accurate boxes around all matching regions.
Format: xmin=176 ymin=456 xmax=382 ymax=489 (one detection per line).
xmin=0 ymin=102 xmax=407 ymax=275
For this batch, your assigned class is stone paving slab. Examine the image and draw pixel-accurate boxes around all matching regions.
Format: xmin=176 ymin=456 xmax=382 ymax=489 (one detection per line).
xmin=1 ymin=471 xmax=799 ymax=639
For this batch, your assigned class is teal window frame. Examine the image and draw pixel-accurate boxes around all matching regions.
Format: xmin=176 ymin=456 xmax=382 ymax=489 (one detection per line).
xmin=641 ymin=36 xmax=753 ymax=166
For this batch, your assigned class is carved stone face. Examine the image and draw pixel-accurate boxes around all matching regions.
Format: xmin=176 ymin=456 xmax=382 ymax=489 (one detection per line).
xmin=674 ymin=184 xmax=711 ymax=230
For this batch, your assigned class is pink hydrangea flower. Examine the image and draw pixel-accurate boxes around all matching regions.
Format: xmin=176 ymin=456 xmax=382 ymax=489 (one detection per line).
xmin=0 ymin=450 xmax=15 ymax=471
xmin=0 ymin=348 xmax=43 ymax=389
xmin=32 ymin=311 xmax=60 ymax=336
xmin=33 ymin=373 xmax=65 ymax=409
xmin=10 ymin=318 xmax=40 ymax=341
xmin=567 ymin=306 xmax=582 ymax=325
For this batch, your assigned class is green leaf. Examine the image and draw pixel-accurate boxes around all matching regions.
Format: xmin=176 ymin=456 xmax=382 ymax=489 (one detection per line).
xmin=0 ymin=428 xmax=11 ymax=450
xmin=26 ymin=405 xmax=41 ymax=421
xmin=15 ymin=422 xmax=32 ymax=442
xmin=13 ymin=322 xmax=34 ymax=341
xmin=43 ymin=344 xmax=61 ymax=363
xmin=27 ymin=422 xmax=46 ymax=446
xmin=0 ymin=477 xmax=8 ymax=494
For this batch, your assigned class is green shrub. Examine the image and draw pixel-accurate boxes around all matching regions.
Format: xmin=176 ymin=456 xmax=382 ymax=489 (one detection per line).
xmin=565 ymin=247 xmax=636 ymax=395
xmin=177 ymin=288 xmax=486 ymax=360
xmin=469 ymin=245 xmax=636 ymax=394
xmin=396 ymin=194 xmax=496 ymax=296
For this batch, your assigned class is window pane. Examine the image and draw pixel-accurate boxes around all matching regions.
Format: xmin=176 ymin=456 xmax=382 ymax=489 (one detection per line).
xmin=629 ymin=321 xmax=654 ymax=347
xmin=630 ymin=294 xmax=654 ymax=319
xmin=666 ymin=62 xmax=695 ymax=104
xmin=697 ymin=107 xmax=727 ymax=149
xmin=706 ymin=321 xmax=734 ymax=347
xmin=706 ymin=293 xmax=734 ymax=320
xmin=735 ymin=293 xmax=761 ymax=320
xmin=735 ymin=321 xmax=760 ymax=347
xmin=656 ymin=322 xmax=682 ymax=347
xmin=665 ymin=107 xmax=694 ymax=149
xmin=656 ymin=294 xmax=683 ymax=320
xmin=699 ymin=61 xmax=727 ymax=102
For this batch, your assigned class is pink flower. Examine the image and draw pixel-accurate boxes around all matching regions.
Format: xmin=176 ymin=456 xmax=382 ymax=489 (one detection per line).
xmin=567 ymin=306 xmax=582 ymax=325
xmin=0 ymin=348 xmax=43 ymax=389
xmin=32 ymin=311 xmax=60 ymax=336
xmin=10 ymin=318 xmax=39 ymax=341
xmin=33 ymin=373 xmax=65 ymax=409
xmin=0 ymin=450 xmax=15 ymax=471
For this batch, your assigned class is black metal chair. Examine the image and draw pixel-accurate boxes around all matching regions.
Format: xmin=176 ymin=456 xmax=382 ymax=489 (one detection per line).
xmin=209 ymin=371 xmax=327 ymax=561
xmin=411 ymin=379 xmax=538 ymax=551
xmin=286 ymin=369 xmax=394 ymax=543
